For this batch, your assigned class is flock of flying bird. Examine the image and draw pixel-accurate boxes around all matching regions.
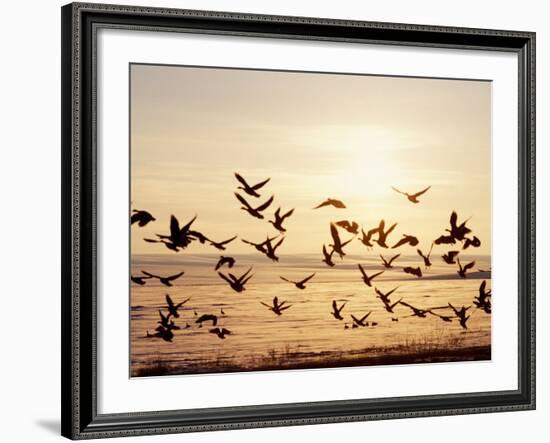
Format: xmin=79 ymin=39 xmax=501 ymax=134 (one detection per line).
xmin=131 ymin=173 xmax=491 ymax=343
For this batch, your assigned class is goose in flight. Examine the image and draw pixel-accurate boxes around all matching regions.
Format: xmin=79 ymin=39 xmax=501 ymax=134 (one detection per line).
xmin=142 ymin=270 xmax=184 ymax=287
xmin=381 ymin=297 xmax=402 ymax=314
xmin=358 ymin=226 xmax=380 ymax=248
xmin=264 ymin=236 xmax=285 ymax=262
xmin=151 ymin=214 xmax=198 ymax=250
xmin=218 ymin=267 xmax=254 ymax=292
xmin=357 ymin=264 xmax=384 ymax=287
xmin=329 ymin=223 xmax=354 ymax=258
xmin=442 ymin=250 xmax=460 ymax=264
xmin=261 ymin=296 xmax=292 ymax=315
xmin=215 ymin=256 xmax=236 ymax=271
xmin=147 ymin=325 xmax=175 ymax=342
xmin=208 ymin=235 xmax=238 ymax=251
xmin=157 ymin=310 xmax=179 ymax=330
xmin=350 ymin=312 xmax=372 ymax=327
xmin=373 ymin=220 xmax=397 ymax=248
xmin=457 ymin=258 xmax=476 ymax=278
xmin=375 ymin=286 xmax=399 ymax=304
xmin=235 ymin=193 xmax=274 ymax=219
xmin=241 ymin=235 xmax=278 ymax=254
xmin=280 ymin=272 xmax=316 ymax=289
xmin=391 ymin=186 xmax=431 ymax=203
xmin=195 ymin=314 xmax=218 ymax=326
xmin=209 ymin=327 xmax=232 ymax=339
xmin=448 ymin=303 xmax=471 ymax=329
xmin=474 ymin=280 xmax=492 ymax=314
xmin=403 ymin=266 xmax=423 ymax=278
xmin=131 ymin=273 xmax=152 ymax=285
xmin=331 ymin=300 xmax=346 ymax=320
xmin=313 ymin=198 xmax=346 ymax=209
xmin=131 ymin=209 xmax=156 ymax=227
xmin=463 ymin=236 xmax=481 ymax=250
xmin=380 ymin=253 xmax=400 ymax=269
xmin=165 ymin=294 xmax=190 ymax=318
xmin=335 ymin=220 xmax=359 ymax=234
xmin=417 ymin=243 xmax=434 ymax=268
xmin=234 ymin=172 xmax=270 ymax=197
xmin=399 ymin=301 xmax=434 ymax=318
xmin=269 ymin=207 xmax=295 ymax=232
xmin=446 ymin=211 xmax=472 ymax=241
xmin=322 ymin=244 xmax=335 ymax=267
xmin=392 ymin=234 xmax=419 ymax=249
xmin=434 ymin=234 xmax=456 ymax=245
xmin=429 ymin=311 xmax=453 ymax=323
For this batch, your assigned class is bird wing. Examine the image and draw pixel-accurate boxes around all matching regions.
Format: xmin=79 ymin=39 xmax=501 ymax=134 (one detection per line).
xmin=280 ymin=276 xmax=292 ymax=283
xmin=386 ymin=222 xmax=398 ymax=236
xmin=237 ymin=267 xmax=253 ymax=283
xmin=255 ymin=195 xmax=274 ymax=212
xmin=385 ymin=287 xmax=399 ymax=298
xmin=282 ymin=208 xmax=295 ymax=219
xmin=392 ymin=237 xmax=408 ymax=249
xmin=464 ymin=261 xmax=476 ymax=271
xmin=417 ymin=249 xmax=426 ymax=259
xmin=219 ymin=235 xmax=237 ymax=245
xmin=332 ymin=300 xmax=338 ymax=312
xmin=279 ymin=305 xmax=292 ymax=311
xmin=379 ymin=254 xmax=388 ymax=266
xmin=234 ymin=172 xmax=250 ymax=189
xmin=169 ymin=215 xmax=180 ymax=239
xmin=217 ymin=272 xmax=233 ymax=285
xmin=360 ymin=311 xmax=372 ymax=322
xmin=180 ymin=215 xmax=197 ymax=234
xmin=313 ymin=199 xmax=331 ymax=209
xmin=165 ymin=294 xmax=174 ymax=308
xmin=388 ymin=254 xmax=401 ymax=265
xmin=300 ymin=273 xmax=316 ymax=284
xmin=411 ymin=186 xmax=431 ymax=198
xmin=450 ymin=211 xmax=458 ymax=230
xmin=251 ymin=177 xmax=271 ymax=190
xmin=221 ymin=328 xmax=231 ymax=335
xmin=234 ymin=192 xmax=254 ymax=210
xmin=141 ymin=270 xmax=159 ymax=278
xmin=391 ymin=186 xmax=406 ymax=196
xmin=175 ymin=297 xmax=191 ymax=309
xmin=357 ymin=264 xmax=367 ymax=278
xmin=260 ymin=301 xmax=272 ymax=309
xmin=167 ymin=271 xmax=184 ymax=281
xmin=399 ymin=300 xmax=415 ymax=309
xmin=335 ymin=220 xmax=351 ymax=230
xmin=370 ymin=270 xmax=384 ymax=280
xmin=330 ymin=223 xmax=341 ymax=248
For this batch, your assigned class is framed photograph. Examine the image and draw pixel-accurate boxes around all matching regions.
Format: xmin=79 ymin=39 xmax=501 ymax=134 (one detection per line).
xmin=61 ymin=2 xmax=536 ymax=439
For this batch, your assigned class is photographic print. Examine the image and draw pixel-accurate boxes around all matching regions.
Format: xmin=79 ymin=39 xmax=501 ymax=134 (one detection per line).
xmin=130 ymin=64 xmax=492 ymax=377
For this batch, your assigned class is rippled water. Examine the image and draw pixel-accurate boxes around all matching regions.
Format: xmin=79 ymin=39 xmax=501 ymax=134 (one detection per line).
xmin=130 ymin=253 xmax=491 ymax=377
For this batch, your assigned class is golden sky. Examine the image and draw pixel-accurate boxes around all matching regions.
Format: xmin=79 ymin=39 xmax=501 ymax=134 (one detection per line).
xmin=130 ymin=64 xmax=491 ymax=256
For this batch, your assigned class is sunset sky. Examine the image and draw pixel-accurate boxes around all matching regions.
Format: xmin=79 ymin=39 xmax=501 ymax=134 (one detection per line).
xmin=130 ymin=64 xmax=491 ymax=256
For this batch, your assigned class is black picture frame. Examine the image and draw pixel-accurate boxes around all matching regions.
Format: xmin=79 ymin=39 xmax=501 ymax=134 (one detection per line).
xmin=61 ymin=2 xmax=536 ymax=439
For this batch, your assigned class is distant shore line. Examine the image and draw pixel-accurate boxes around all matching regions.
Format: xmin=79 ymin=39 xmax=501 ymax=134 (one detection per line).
xmin=132 ymin=344 xmax=491 ymax=378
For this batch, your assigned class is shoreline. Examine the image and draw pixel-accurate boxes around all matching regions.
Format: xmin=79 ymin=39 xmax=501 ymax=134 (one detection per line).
xmin=132 ymin=344 xmax=491 ymax=378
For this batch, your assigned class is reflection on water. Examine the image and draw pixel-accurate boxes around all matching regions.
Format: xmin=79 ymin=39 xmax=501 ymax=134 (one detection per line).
xmin=130 ymin=253 xmax=491 ymax=376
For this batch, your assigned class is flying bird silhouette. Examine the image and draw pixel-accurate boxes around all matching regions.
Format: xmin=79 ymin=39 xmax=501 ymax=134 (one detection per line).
xmin=442 ymin=250 xmax=460 ymax=264
xmin=446 ymin=211 xmax=472 ymax=241
xmin=214 ymin=256 xmax=235 ymax=271
xmin=234 ymin=172 xmax=271 ymax=197
xmin=322 ymin=244 xmax=335 ymax=267
xmin=313 ymin=198 xmax=346 ymax=209
xmin=147 ymin=325 xmax=175 ymax=342
xmin=331 ymin=300 xmax=346 ymax=320
xmin=335 ymin=220 xmax=359 ymax=234
xmin=380 ymin=253 xmax=401 ymax=268
xmin=165 ymin=294 xmax=190 ymax=318
xmin=195 ymin=314 xmax=218 ymax=326
xmin=457 ymin=258 xmax=476 ymax=278
xmin=208 ymin=235 xmax=238 ymax=250
xmin=392 ymin=234 xmax=419 ymax=249
xmin=264 ymin=236 xmax=285 ymax=262
xmin=235 ymin=193 xmax=274 ymax=219
xmin=417 ymin=243 xmax=434 ymax=268
xmin=209 ymin=327 xmax=232 ymax=339
xmin=280 ymin=273 xmax=316 ymax=289
xmin=358 ymin=226 xmax=380 ymax=249
xmin=148 ymin=214 xmax=198 ymax=251
xmin=131 ymin=209 xmax=156 ymax=227
xmin=474 ymin=280 xmax=492 ymax=314
xmin=463 ymin=236 xmax=481 ymax=249
xmin=142 ymin=270 xmax=184 ymax=287
xmin=261 ymin=296 xmax=292 ymax=316
xmin=357 ymin=264 xmax=384 ymax=287
xmin=329 ymin=223 xmax=354 ymax=258
xmin=403 ymin=266 xmax=422 ymax=278
xmin=448 ymin=303 xmax=471 ymax=329
xmin=398 ymin=301 xmax=437 ymax=318
xmin=392 ymin=186 xmax=431 ymax=203
xmin=373 ymin=220 xmax=397 ymax=248
xmin=218 ymin=267 xmax=254 ymax=292
xmin=350 ymin=312 xmax=372 ymax=327
xmin=269 ymin=207 xmax=295 ymax=232
xmin=434 ymin=234 xmax=456 ymax=245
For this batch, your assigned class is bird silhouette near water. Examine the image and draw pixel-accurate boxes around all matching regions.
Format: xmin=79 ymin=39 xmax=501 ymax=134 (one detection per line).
xmin=331 ymin=300 xmax=346 ymax=320
xmin=269 ymin=207 xmax=295 ymax=232
xmin=235 ymin=193 xmax=274 ymax=219
xmin=280 ymin=273 xmax=316 ymax=289
xmin=131 ymin=209 xmax=156 ymax=227
xmin=218 ymin=267 xmax=254 ymax=292
xmin=357 ymin=264 xmax=384 ymax=287
xmin=215 ymin=256 xmax=235 ymax=271
xmin=142 ymin=270 xmax=184 ymax=287
xmin=380 ymin=253 xmax=400 ymax=268
xmin=261 ymin=296 xmax=292 ymax=315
